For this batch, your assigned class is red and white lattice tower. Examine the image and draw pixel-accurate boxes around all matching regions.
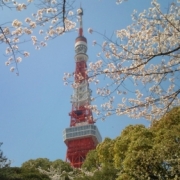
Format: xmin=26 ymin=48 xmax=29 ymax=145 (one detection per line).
xmin=63 ymin=8 xmax=102 ymax=168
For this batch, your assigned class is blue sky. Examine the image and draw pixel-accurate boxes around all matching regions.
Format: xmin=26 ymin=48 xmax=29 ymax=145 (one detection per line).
xmin=0 ymin=0 xmax=172 ymax=167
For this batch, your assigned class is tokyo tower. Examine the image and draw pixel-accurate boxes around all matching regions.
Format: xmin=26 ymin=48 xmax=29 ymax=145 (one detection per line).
xmin=63 ymin=8 xmax=102 ymax=168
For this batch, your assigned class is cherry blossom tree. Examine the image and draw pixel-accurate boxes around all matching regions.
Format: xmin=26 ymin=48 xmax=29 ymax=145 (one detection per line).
xmin=0 ymin=0 xmax=76 ymax=75
xmin=1 ymin=0 xmax=180 ymax=121
xmin=64 ymin=0 xmax=180 ymax=121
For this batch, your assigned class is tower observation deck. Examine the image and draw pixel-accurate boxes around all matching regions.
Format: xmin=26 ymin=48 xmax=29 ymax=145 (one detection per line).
xmin=63 ymin=8 xmax=102 ymax=168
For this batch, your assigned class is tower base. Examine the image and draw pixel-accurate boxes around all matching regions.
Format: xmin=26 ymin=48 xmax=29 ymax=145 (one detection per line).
xmin=66 ymin=137 xmax=95 ymax=168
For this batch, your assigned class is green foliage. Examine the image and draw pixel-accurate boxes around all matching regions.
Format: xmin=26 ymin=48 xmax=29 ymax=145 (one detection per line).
xmin=96 ymin=138 xmax=115 ymax=166
xmin=74 ymin=166 xmax=118 ymax=180
xmin=0 ymin=143 xmax=10 ymax=168
xmin=82 ymin=150 xmax=99 ymax=171
xmin=22 ymin=158 xmax=72 ymax=172
xmin=113 ymin=108 xmax=180 ymax=179
xmin=0 ymin=167 xmax=50 ymax=180
xmin=21 ymin=158 xmax=72 ymax=180
xmin=91 ymin=166 xmax=118 ymax=180
xmin=151 ymin=107 xmax=180 ymax=179
xmin=21 ymin=158 xmax=51 ymax=170
xmin=81 ymin=107 xmax=180 ymax=180
xmin=51 ymin=159 xmax=73 ymax=172
xmin=151 ymin=107 xmax=180 ymax=130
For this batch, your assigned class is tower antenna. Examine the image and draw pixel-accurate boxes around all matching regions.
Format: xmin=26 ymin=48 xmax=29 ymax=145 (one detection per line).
xmin=77 ymin=7 xmax=83 ymax=36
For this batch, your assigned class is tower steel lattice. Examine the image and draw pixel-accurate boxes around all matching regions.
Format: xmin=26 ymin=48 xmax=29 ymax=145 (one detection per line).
xmin=63 ymin=8 xmax=102 ymax=168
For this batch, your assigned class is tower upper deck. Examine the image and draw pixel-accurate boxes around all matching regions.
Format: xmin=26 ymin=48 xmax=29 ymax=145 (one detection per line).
xmin=63 ymin=124 xmax=102 ymax=145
